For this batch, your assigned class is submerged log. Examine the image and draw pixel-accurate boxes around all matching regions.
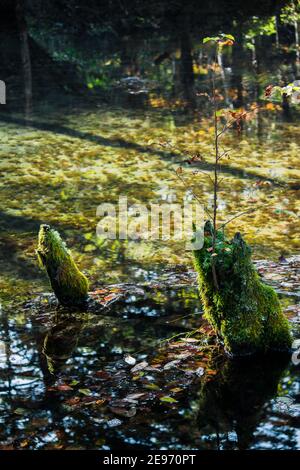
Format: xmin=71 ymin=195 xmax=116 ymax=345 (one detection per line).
xmin=193 ymin=222 xmax=292 ymax=356
xmin=37 ymin=224 xmax=89 ymax=307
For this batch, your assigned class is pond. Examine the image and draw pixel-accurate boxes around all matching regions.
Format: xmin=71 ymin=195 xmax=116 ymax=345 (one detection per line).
xmin=0 ymin=54 xmax=300 ymax=449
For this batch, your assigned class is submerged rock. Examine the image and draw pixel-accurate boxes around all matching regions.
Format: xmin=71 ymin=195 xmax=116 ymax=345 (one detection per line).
xmin=37 ymin=224 xmax=89 ymax=307
xmin=193 ymin=222 xmax=292 ymax=356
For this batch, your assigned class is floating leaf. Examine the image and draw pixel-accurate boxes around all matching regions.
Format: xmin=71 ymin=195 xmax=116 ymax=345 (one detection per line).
xmin=124 ymin=392 xmax=146 ymax=401
xmin=144 ymin=383 xmax=160 ymax=391
xmin=95 ymin=370 xmax=111 ymax=380
xmin=160 ymin=396 xmax=178 ymax=404
xmin=124 ymin=354 xmax=136 ymax=366
xmin=48 ymin=383 xmax=73 ymax=392
xmin=163 ymin=359 xmax=181 ymax=370
xmin=14 ymin=408 xmax=27 ymax=415
xmin=79 ymin=388 xmax=92 ymax=396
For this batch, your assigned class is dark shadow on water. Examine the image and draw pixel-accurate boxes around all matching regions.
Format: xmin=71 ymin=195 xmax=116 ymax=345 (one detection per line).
xmin=197 ymin=353 xmax=291 ymax=450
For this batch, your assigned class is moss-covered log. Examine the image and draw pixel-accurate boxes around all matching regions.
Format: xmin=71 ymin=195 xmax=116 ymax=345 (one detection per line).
xmin=37 ymin=224 xmax=89 ymax=307
xmin=193 ymin=222 xmax=292 ymax=356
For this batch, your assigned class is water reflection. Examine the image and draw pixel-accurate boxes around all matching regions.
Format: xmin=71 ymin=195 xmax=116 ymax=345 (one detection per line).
xmin=197 ymin=354 xmax=293 ymax=450
xmin=0 ymin=285 xmax=299 ymax=450
xmin=43 ymin=312 xmax=84 ymax=376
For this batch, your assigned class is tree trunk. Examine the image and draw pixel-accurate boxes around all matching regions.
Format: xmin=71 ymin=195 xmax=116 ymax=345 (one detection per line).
xmin=231 ymin=28 xmax=244 ymax=108
xmin=179 ymin=12 xmax=195 ymax=106
xmin=16 ymin=0 xmax=32 ymax=117
xmin=193 ymin=222 xmax=292 ymax=356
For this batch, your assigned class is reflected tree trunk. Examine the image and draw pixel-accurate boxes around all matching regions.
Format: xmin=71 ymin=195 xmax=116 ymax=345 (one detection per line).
xmin=16 ymin=0 xmax=32 ymax=118
xmin=120 ymin=36 xmax=139 ymax=76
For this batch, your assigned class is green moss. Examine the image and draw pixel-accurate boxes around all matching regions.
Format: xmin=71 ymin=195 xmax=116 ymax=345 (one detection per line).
xmin=37 ymin=224 xmax=89 ymax=306
xmin=193 ymin=222 xmax=292 ymax=355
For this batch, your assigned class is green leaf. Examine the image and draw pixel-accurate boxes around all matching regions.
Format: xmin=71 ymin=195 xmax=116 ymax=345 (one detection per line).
xmin=223 ymin=34 xmax=235 ymax=41
xmin=203 ymin=37 xmax=217 ymax=44
xmin=70 ymin=379 xmax=79 ymax=386
xmin=160 ymin=396 xmax=178 ymax=404
xmin=79 ymin=388 xmax=92 ymax=396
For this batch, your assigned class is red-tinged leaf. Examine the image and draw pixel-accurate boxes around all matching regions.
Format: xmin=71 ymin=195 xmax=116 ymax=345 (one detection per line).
xmin=47 ymin=383 xmax=73 ymax=392
xmin=65 ymin=397 xmax=81 ymax=406
xmin=95 ymin=370 xmax=111 ymax=380
xmin=160 ymin=396 xmax=178 ymax=404
xmin=107 ymin=418 xmax=122 ymax=428
xmin=207 ymin=370 xmax=217 ymax=376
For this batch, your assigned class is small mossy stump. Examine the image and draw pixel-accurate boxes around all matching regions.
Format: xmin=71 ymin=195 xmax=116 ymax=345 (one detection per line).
xmin=37 ymin=224 xmax=89 ymax=307
xmin=193 ymin=221 xmax=292 ymax=356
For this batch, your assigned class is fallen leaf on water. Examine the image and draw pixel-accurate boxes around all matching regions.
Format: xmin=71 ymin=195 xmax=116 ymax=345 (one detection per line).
xmin=181 ymin=338 xmax=200 ymax=343
xmin=144 ymin=383 xmax=160 ymax=391
xmin=65 ymin=397 xmax=81 ymax=406
xmin=79 ymin=388 xmax=92 ymax=396
xmin=124 ymin=354 xmax=136 ymax=366
xmin=131 ymin=361 xmax=148 ymax=373
xmin=14 ymin=408 xmax=27 ymax=415
xmin=95 ymin=370 xmax=111 ymax=380
xmin=169 ymin=387 xmax=183 ymax=393
xmin=160 ymin=396 xmax=178 ymax=404
xmin=48 ymin=383 xmax=73 ymax=392
xmin=163 ymin=359 xmax=181 ymax=370
xmin=20 ymin=440 xmax=29 ymax=448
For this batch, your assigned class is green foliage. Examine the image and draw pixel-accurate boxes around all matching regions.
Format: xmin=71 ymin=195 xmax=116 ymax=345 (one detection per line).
xmin=193 ymin=224 xmax=292 ymax=356
xmin=37 ymin=224 xmax=89 ymax=306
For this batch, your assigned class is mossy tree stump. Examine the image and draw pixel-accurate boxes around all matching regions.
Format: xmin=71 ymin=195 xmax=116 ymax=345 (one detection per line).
xmin=37 ymin=224 xmax=89 ymax=307
xmin=193 ymin=222 xmax=292 ymax=356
